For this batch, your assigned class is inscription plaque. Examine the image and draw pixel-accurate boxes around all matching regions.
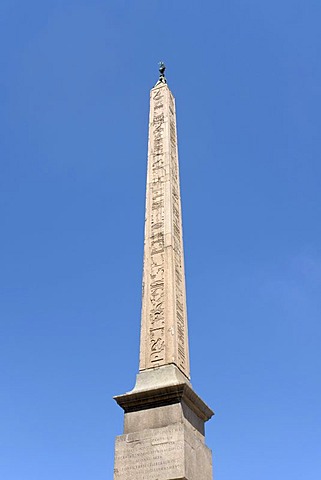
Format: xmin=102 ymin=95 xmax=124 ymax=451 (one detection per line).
xmin=114 ymin=426 xmax=184 ymax=480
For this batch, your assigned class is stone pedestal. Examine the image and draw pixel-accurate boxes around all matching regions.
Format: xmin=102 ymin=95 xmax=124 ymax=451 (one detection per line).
xmin=114 ymin=365 xmax=214 ymax=480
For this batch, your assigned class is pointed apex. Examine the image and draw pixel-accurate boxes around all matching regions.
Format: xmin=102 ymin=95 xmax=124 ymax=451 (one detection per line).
xmin=154 ymin=61 xmax=167 ymax=86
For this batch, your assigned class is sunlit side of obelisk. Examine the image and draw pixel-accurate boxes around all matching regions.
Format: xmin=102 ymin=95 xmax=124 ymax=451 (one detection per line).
xmin=113 ymin=64 xmax=214 ymax=480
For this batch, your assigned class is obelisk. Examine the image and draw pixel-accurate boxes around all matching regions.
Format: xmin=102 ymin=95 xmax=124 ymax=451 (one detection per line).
xmin=113 ymin=63 xmax=214 ymax=480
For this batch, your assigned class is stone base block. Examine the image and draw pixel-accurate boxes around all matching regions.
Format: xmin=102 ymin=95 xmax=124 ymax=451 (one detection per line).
xmin=113 ymin=422 xmax=213 ymax=480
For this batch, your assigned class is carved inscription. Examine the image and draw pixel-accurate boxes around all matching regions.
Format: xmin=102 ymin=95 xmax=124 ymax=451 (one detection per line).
xmin=140 ymin=85 xmax=189 ymax=376
xmin=149 ymin=88 xmax=165 ymax=365
xmin=169 ymin=92 xmax=187 ymax=372
xmin=114 ymin=426 xmax=184 ymax=480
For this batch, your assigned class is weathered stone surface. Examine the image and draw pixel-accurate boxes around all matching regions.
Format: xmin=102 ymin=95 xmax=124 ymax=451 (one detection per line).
xmin=114 ymin=423 xmax=213 ymax=480
xmin=114 ymin=367 xmax=213 ymax=423
xmin=132 ymin=364 xmax=191 ymax=393
xmin=139 ymin=83 xmax=190 ymax=378
xmin=123 ymin=402 xmax=205 ymax=438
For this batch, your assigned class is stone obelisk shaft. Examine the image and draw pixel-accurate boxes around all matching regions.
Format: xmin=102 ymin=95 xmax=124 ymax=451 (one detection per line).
xmin=139 ymin=82 xmax=190 ymax=379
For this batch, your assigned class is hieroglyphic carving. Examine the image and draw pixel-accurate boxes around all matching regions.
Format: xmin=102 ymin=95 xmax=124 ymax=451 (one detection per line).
xmin=149 ymin=88 xmax=166 ymax=364
xmin=140 ymin=84 xmax=189 ymax=377
xmin=169 ymin=91 xmax=187 ymax=372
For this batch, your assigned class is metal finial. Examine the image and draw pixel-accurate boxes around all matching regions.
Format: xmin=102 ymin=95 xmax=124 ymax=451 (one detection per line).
xmin=155 ymin=61 xmax=167 ymax=86
xmin=159 ymin=61 xmax=166 ymax=76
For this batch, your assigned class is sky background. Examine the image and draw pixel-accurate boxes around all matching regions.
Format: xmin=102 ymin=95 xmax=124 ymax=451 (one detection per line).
xmin=1 ymin=1 xmax=321 ymax=479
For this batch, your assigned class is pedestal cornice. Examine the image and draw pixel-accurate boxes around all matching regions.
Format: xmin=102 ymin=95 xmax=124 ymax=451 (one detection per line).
xmin=114 ymin=382 xmax=213 ymax=422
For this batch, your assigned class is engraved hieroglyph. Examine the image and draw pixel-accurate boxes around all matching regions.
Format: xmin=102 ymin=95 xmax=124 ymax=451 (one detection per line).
xmin=139 ymin=83 xmax=190 ymax=378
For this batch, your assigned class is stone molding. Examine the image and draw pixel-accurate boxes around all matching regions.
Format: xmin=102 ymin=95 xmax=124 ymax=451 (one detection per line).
xmin=114 ymin=382 xmax=213 ymax=423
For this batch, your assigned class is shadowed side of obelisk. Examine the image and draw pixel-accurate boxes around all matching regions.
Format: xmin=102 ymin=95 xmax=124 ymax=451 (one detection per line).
xmin=113 ymin=64 xmax=214 ymax=480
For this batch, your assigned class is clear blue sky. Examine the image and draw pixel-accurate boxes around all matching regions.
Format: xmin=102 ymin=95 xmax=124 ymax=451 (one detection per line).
xmin=1 ymin=1 xmax=320 ymax=479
